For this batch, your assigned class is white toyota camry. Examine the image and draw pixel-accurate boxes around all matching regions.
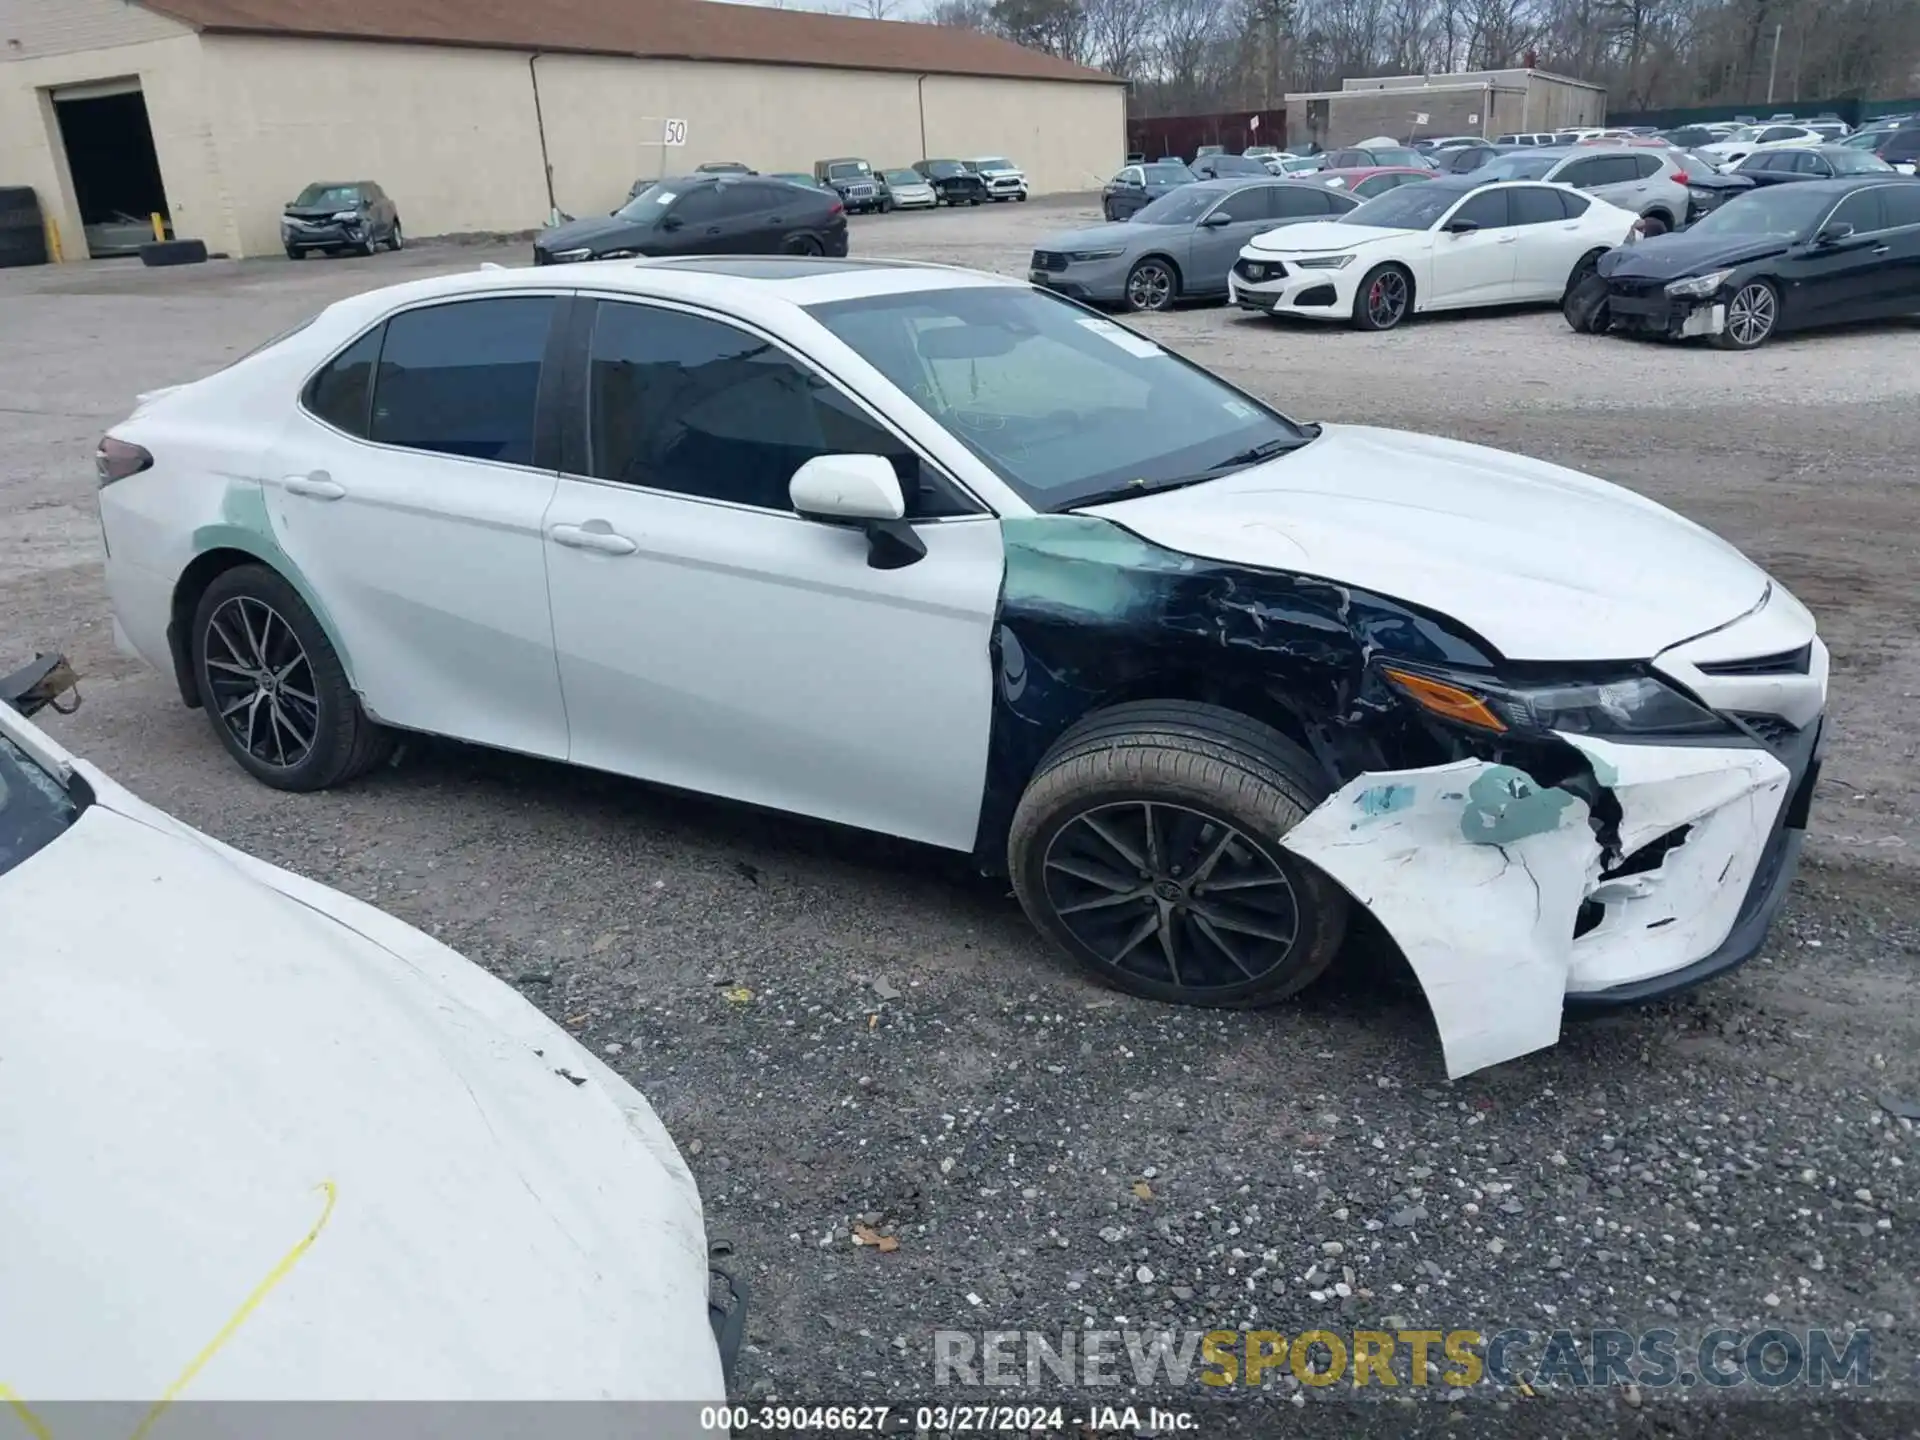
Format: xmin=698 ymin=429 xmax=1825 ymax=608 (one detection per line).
xmin=97 ymin=256 xmax=1825 ymax=1077
xmin=0 ymin=660 xmax=732 ymax=1422
xmin=1229 ymin=176 xmax=1638 ymax=329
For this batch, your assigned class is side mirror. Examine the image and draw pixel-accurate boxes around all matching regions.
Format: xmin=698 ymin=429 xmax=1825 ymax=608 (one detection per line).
xmin=1201 ymin=211 xmax=1233 ymax=227
xmin=1443 ymin=218 xmax=1480 ymax=234
xmin=1815 ymin=221 xmax=1856 ymax=247
xmin=661 ymin=214 xmax=684 ymax=231
xmin=790 ymin=455 xmax=925 ymax=570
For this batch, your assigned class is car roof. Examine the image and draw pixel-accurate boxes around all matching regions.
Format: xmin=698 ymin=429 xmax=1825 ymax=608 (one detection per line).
xmin=1763 ymin=175 xmax=1920 ymax=194
xmin=1304 ymin=166 xmax=1431 ymax=179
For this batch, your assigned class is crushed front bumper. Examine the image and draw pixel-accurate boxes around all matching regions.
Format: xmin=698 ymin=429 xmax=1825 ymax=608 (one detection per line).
xmin=1603 ymin=286 xmax=1728 ymax=338
xmin=283 ymin=221 xmax=364 ymax=250
xmin=1281 ymin=710 xmax=1823 ymax=1079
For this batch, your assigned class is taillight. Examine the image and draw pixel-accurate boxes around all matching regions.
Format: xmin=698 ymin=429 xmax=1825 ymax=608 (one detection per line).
xmin=1671 ymin=170 xmax=1689 ymax=185
xmin=96 ymin=436 xmax=152 ymax=487
xmin=827 ymin=199 xmax=845 ymax=216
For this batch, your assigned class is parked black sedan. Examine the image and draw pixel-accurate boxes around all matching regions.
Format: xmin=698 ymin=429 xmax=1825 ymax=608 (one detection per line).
xmin=1101 ymin=160 xmax=1195 ymax=220
xmin=913 ymin=159 xmax=990 ymax=206
xmin=533 ymin=173 xmax=847 ymax=264
xmin=281 ymin=181 xmax=401 ymax=258
xmin=1596 ymin=176 xmax=1920 ymax=349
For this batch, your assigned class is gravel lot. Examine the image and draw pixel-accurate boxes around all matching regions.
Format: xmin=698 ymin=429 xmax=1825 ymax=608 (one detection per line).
xmin=2 ymin=195 xmax=1916 ymax=1434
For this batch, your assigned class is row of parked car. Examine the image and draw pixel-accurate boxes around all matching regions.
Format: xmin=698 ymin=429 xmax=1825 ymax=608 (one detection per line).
xmin=1063 ymin=139 xmax=1920 ymax=350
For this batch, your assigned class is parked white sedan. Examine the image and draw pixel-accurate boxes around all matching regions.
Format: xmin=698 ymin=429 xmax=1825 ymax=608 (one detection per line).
xmin=0 ymin=664 xmax=731 ymax=1420
xmin=1230 ymin=176 xmax=1638 ymax=328
xmin=97 ymin=256 xmax=1823 ymax=1078
xmin=1699 ymin=122 xmax=1826 ymax=168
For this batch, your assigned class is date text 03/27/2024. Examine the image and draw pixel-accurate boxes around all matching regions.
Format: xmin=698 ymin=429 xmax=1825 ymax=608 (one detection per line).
xmin=699 ymin=1405 xmax=1195 ymax=1432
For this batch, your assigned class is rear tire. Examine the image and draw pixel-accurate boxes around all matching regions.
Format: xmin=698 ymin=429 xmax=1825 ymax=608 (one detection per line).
xmin=191 ymin=564 xmax=393 ymax=791
xmin=388 ymin=219 xmax=405 ymax=251
xmin=1009 ymin=701 xmax=1349 ymax=1008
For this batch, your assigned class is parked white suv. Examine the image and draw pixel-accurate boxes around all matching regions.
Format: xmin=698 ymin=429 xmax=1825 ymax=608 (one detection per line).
xmin=967 ymin=156 xmax=1029 ymax=201
xmin=1480 ymin=144 xmax=1693 ymax=231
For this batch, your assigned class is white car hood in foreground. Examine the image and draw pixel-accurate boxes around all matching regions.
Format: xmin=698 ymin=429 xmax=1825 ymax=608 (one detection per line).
xmin=1247 ymin=220 xmax=1393 ymax=254
xmin=0 ymin=751 xmax=724 ymax=1415
xmin=1086 ymin=423 xmax=1769 ymax=660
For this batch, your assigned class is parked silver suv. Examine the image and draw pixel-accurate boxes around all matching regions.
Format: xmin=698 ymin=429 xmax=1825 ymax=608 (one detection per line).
xmin=1478 ymin=145 xmax=1692 ymax=231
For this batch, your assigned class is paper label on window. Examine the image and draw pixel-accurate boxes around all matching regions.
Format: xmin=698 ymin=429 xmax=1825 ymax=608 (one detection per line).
xmin=1077 ymin=317 xmax=1163 ymax=358
xmin=1221 ymin=399 xmax=1257 ymax=419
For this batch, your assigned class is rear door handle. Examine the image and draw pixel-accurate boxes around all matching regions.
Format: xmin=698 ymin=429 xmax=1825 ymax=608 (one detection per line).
xmin=1871 ymin=244 xmax=1891 ymax=255
xmin=550 ymin=521 xmax=637 ymax=555
xmin=1497 ymin=234 xmax=1519 ymax=244
xmin=283 ymin=472 xmax=345 ymax=500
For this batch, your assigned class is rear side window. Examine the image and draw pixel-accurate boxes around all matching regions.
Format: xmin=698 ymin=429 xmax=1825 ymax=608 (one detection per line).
xmin=303 ymin=326 xmax=382 ymax=436
xmin=1560 ymin=191 xmax=1591 ymax=217
xmin=1508 ymin=186 xmax=1569 ymax=225
xmin=1270 ymin=185 xmax=1333 ymax=217
xmin=1634 ymin=152 xmax=1666 ymax=178
xmin=1883 ymin=184 xmax=1920 ymax=227
xmin=368 ymin=297 xmax=557 ymax=465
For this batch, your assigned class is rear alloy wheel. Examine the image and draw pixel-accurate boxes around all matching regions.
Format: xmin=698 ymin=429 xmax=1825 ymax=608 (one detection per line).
xmin=192 ymin=564 xmax=391 ymax=791
xmin=387 ymin=220 xmax=405 ymax=251
xmin=1714 ymin=279 xmax=1778 ymax=350
xmin=787 ymin=234 xmax=824 ymax=256
xmin=1124 ymin=257 xmax=1177 ymax=312
xmin=1009 ymin=701 xmax=1349 ymax=1008
xmin=1352 ymin=263 xmax=1411 ymax=330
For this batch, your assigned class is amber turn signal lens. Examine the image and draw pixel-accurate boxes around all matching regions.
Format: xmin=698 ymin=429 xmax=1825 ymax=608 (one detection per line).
xmin=1381 ymin=666 xmax=1508 ymax=733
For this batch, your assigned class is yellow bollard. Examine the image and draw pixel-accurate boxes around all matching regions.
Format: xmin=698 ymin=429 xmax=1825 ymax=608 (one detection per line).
xmin=150 ymin=211 xmax=165 ymax=242
xmin=44 ymin=216 xmax=63 ymax=263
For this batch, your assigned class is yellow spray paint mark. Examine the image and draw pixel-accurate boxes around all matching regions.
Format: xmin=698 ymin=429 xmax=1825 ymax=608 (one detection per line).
xmin=2 ymin=1180 xmax=337 ymax=1440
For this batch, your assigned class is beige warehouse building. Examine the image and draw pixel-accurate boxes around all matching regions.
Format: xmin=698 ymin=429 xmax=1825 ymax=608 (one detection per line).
xmin=0 ymin=0 xmax=1125 ymax=261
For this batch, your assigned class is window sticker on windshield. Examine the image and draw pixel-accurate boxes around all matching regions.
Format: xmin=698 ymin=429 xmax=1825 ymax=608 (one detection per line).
xmin=1221 ymin=399 xmax=1257 ymax=420
xmin=1076 ymin=317 xmax=1163 ymax=358
xmin=654 ymin=191 xmax=678 ymax=204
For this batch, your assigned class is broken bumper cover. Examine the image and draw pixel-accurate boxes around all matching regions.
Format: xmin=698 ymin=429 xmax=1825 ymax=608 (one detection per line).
xmin=1603 ymin=286 xmax=1727 ymax=338
xmin=1281 ymin=716 xmax=1822 ymax=1079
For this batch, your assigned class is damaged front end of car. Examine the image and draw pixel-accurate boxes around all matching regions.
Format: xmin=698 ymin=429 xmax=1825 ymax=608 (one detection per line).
xmin=978 ymin=515 xmax=1825 ymax=1079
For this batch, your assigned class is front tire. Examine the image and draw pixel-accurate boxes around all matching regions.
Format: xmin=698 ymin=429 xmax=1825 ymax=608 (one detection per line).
xmin=1352 ymin=263 xmax=1412 ymax=330
xmin=192 ymin=564 xmax=392 ymax=791
xmin=1124 ymin=256 xmax=1178 ymax=312
xmin=388 ymin=219 xmax=405 ymax=251
xmin=1714 ymin=279 xmax=1779 ymax=349
xmin=1009 ymin=701 xmax=1350 ymax=1008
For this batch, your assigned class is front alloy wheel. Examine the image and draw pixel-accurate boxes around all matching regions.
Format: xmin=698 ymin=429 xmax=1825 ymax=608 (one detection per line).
xmin=1353 ymin=264 xmax=1411 ymax=330
xmin=1124 ymin=258 xmax=1176 ymax=312
xmin=1716 ymin=280 xmax=1778 ymax=349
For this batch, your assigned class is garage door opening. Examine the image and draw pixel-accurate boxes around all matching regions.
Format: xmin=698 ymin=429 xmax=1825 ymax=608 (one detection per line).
xmin=53 ymin=83 xmax=170 ymax=258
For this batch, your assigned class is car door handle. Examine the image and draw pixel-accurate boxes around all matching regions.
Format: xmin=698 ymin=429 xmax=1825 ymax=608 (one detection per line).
xmin=1871 ymin=244 xmax=1891 ymax=255
xmin=550 ymin=522 xmax=637 ymax=555
xmin=1497 ymin=234 xmax=1519 ymax=244
xmin=283 ymin=472 xmax=345 ymax=500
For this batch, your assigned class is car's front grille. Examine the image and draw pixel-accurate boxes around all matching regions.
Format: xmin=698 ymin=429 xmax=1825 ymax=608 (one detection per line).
xmin=1235 ymin=259 xmax=1285 ymax=282
xmin=1031 ymin=250 xmax=1069 ymax=272
xmin=1699 ymin=644 xmax=1813 ymax=677
xmin=1731 ymin=712 xmax=1803 ymax=747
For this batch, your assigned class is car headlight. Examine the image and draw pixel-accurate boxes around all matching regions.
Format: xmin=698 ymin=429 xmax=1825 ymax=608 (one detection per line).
xmin=550 ymin=247 xmax=592 ymax=262
xmin=596 ymin=249 xmax=638 ymax=260
xmin=1066 ymin=249 xmax=1124 ymax=262
xmin=1292 ymin=254 xmax=1355 ymax=269
xmin=330 ymin=210 xmax=359 ymax=223
xmin=1380 ymin=664 xmax=1729 ymax=737
xmin=1666 ymin=268 xmax=1734 ymax=297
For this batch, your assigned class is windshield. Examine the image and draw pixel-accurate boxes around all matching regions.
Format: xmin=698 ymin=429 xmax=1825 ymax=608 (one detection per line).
xmin=1366 ymin=148 xmax=1430 ymax=168
xmin=976 ymin=158 xmax=1015 ymax=171
xmin=827 ymin=162 xmax=869 ymax=179
xmin=292 ymin=184 xmax=360 ymax=209
xmin=924 ymin=160 xmax=965 ymax=178
xmin=1478 ymin=152 xmax=1561 ymax=181
xmin=1683 ymin=150 xmax=1725 ymax=173
xmin=1721 ymin=126 xmax=1765 ymax=144
xmin=1131 ymin=187 xmax=1219 ymax=224
xmin=806 ymin=287 xmax=1306 ymax=509
xmin=1142 ymin=162 xmax=1192 ymax=184
xmin=0 ymin=732 xmax=78 ymax=881
xmin=882 ymin=170 xmax=923 ymax=186
xmin=1339 ymin=184 xmax=1463 ymax=230
xmin=614 ymin=183 xmax=679 ymax=222
xmin=1689 ymin=186 xmax=1834 ymax=238
xmin=1207 ymin=156 xmax=1270 ymax=174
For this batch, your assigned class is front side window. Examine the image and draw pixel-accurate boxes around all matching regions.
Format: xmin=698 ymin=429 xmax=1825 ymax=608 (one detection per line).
xmin=303 ymin=325 xmax=383 ymax=436
xmin=1452 ymin=189 xmax=1511 ymax=227
xmin=0 ymin=734 xmax=78 ymax=881
xmin=368 ymin=298 xmax=557 ymax=465
xmin=808 ymin=286 xmax=1306 ymax=510
xmin=669 ymin=187 xmax=726 ymax=222
xmin=583 ymin=301 xmax=962 ymax=516
xmin=1207 ymin=187 xmax=1267 ymax=223
xmin=1690 ymin=185 xmax=1835 ymax=238
xmin=1826 ymin=189 xmax=1885 ymax=233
